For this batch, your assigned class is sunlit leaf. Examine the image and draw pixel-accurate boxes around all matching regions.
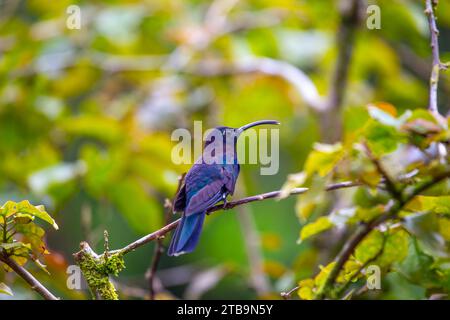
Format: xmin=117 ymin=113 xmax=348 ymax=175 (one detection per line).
xmin=377 ymin=228 xmax=409 ymax=266
xmin=297 ymin=278 xmax=315 ymax=300
xmin=16 ymin=201 xmax=58 ymax=230
xmin=14 ymin=213 xmax=35 ymax=224
xmin=314 ymin=261 xmax=337 ymax=288
xmin=0 ymin=283 xmax=13 ymax=296
xmin=304 ymin=143 xmax=343 ymax=176
xmin=364 ymin=122 xmax=402 ymax=156
xmin=279 ymin=171 xmax=307 ymax=199
xmin=355 ymin=229 xmax=384 ymax=264
xmin=337 ymin=258 xmax=362 ymax=283
xmin=406 ymin=195 xmax=450 ymax=215
xmin=299 ymin=216 xmax=333 ymax=242
xmin=295 ymin=176 xmax=327 ymax=222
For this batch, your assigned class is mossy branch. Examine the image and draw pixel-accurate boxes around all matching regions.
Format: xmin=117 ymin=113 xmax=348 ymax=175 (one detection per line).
xmin=73 ymin=241 xmax=125 ymax=300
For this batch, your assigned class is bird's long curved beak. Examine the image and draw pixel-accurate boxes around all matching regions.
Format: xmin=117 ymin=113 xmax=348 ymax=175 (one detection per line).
xmin=237 ymin=120 xmax=280 ymax=135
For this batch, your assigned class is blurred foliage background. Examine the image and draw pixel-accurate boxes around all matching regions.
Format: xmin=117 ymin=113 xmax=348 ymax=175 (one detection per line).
xmin=0 ymin=0 xmax=449 ymax=300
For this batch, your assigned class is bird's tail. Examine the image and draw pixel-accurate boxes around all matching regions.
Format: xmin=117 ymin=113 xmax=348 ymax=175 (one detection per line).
xmin=168 ymin=212 xmax=205 ymax=256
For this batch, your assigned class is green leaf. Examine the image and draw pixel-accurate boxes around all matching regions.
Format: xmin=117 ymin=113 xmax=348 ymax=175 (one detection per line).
xmin=0 ymin=242 xmax=32 ymax=251
xmin=438 ymin=217 xmax=450 ymax=241
xmin=398 ymin=238 xmax=441 ymax=288
xmin=295 ymin=176 xmax=327 ymax=222
xmin=350 ymin=205 xmax=384 ymax=224
xmin=16 ymin=201 xmax=58 ymax=230
xmin=0 ymin=201 xmax=18 ymax=217
xmin=299 ymin=216 xmax=334 ymax=242
xmin=14 ymin=213 xmax=35 ymax=224
xmin=364 ymin=122 xmax=401 ymax=156
xmin=0 ymin=283 xmax=13 ymax=296
xmin=378 ymin=228 xmax=409 ymax=266
xmin=15 ymin=223 xmax=48 ymax=254
xmin=297 ymin=279 xmax=315 ymax=300
xmin=314 ymin=261 xmax=337 ymax=288
xmin=304 ymin=143 xmax=343 ymax=177
xmin=279 ymin=171 xmax=307 ymax=200
xmin=403 ymin=212 xmax=448 ymax=257
xmin=337 ymin=258 xmax=363 ymax=283
xmin=355 ymin=229 xmax=384 ymax=264
xmin=406 ymin=196 xmax=450 ymax=215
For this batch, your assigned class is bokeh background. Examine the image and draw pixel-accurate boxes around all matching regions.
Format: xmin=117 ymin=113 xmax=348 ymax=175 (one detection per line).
xmin=0 ymin=0 xmax=449 ymax=299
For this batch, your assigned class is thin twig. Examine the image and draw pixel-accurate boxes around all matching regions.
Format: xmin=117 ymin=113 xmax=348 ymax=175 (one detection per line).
xmin=363 ymin=142 xmax=401 ymax=199
xmin=0 ymin=252 xmax=58 ymax=300
xmin=281 ymin=285 xmax=299 ymax=299
xmin=425 ymin=0 xmax=448 ymax=117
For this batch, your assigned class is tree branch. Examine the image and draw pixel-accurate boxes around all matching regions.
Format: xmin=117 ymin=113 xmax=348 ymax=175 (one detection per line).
xmin=425 ymin=0 xmax=448 ymax=118
xmin=75 ymin=181 xmax=359 ymax=260
xmin=0 ymin=252 xmax=58 ymax=300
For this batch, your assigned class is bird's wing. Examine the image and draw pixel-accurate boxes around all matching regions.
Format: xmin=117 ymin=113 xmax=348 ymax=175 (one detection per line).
xmin=184 ymin=165 xmax=229 ymax=216
xmin=172 ymin=183 xmax=186 ymax=213
xmin=223 ymin=164 xmax=239 ymax=195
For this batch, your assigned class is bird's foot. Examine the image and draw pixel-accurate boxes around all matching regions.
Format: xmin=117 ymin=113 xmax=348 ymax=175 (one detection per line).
xmin=222 ymin=197 xmax=228 ymax=209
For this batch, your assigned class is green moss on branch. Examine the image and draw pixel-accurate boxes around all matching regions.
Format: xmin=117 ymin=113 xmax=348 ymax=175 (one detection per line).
xmin=73 ymin=242 xmax=125 ymax=300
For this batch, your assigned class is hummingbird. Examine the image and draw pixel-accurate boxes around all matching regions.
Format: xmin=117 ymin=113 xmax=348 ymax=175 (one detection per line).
xmin=168 ymin=120 xmax=280 ymax=256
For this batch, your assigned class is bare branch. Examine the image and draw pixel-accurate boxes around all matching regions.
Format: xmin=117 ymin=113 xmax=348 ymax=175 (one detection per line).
xmin=280 ymin=285 xmax=299 ymax=299
xmin=425 ymin=0 xmax=448 ymax=118
xmin=76 ymin=181 xmax=359 ymax=259
xmin=0 ymin=252 xmax=58 ymax=300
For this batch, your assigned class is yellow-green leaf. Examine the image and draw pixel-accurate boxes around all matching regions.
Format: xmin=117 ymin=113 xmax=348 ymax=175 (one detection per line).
xmin=378 ymin=228 xmax=409 ymax=266
xmin=0 ymin=201 xmax=18 ymax=217
xmin=16 ymin=201 xmax=58 ymax=230
xmin=406 ymin=196 xmax=450 ymax=215
xmin=299 ymin=217 xmax=334 ymax=242
xmin=314 ymin=261 xmax=337 ymax=288
xmin=0 ymin=283 xmax=13 ymax=296
xmin=355 ymin=229 xmax=384 ymax=264
xmin=278 ymin=172 xmax=307 ymax=200
xmin=364 ymin=122 xmax=401 ymax=156
xmin=297 ymin=278 xmax=315 ymax=300
xmin=304 ymin=143 xmax=343 ymax=177
xmin=14 ymin=213 xmax=35 ymax=224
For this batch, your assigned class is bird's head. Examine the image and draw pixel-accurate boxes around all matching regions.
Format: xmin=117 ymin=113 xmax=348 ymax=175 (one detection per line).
xmin=202 ymin=120 xmax=279 ymax=165
xmin=204 ymin=120 xmax=280 ymax=148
